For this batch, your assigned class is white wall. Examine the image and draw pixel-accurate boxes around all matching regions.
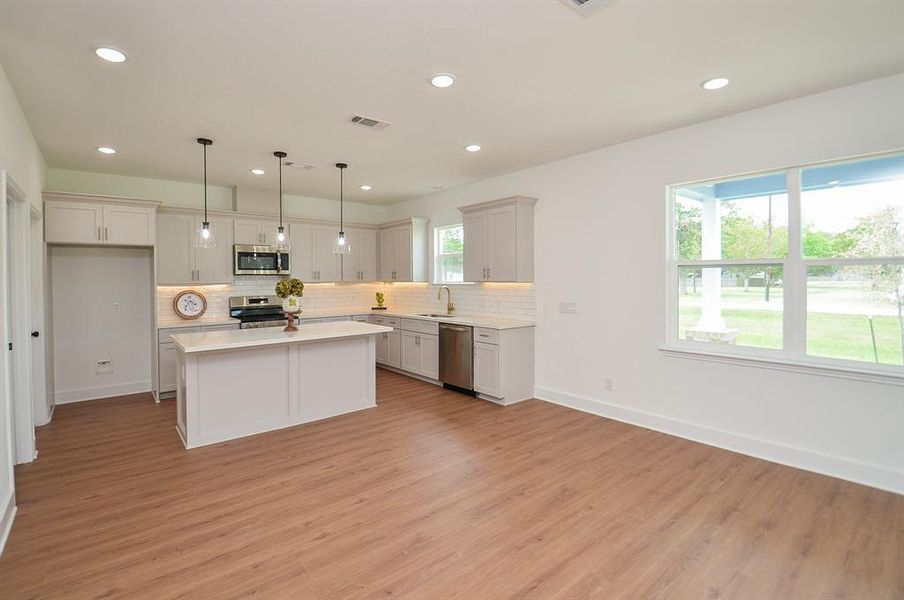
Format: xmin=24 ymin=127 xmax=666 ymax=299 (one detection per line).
xmin=46 ymin=168 xmax=390 ymax=225
xmin=388 ymin=74 xmax=904 ymax=493
xmin=0 ymin=63 xmax=47 ymax=552
xmin=50 ymin=247 xmax=153 ymax=404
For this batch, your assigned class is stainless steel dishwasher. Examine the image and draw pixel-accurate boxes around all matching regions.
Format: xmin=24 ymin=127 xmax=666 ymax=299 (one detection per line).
xmin=439 ymin=323 xmax=474 ymax=393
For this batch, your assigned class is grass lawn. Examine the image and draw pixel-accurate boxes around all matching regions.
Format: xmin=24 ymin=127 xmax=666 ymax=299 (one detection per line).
xmin=679 ymin=306 xmax=903 ymax=365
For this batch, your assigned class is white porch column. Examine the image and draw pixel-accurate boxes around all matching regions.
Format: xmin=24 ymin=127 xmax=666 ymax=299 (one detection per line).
xmin=697 ymin=197 xmax=725 ymax=330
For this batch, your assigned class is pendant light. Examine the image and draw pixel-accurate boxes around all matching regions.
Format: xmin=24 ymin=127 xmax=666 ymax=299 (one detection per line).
xmin=332 ymin=162 xmax=351 ymax=254
xmin=196 ymin=137 xmax=216 ymax=248
xmin=273 ymin=150 xmax=291 ymax=251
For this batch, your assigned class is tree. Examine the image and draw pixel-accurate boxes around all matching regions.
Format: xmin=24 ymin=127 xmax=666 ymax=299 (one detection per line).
xmin=846 ymin=206 xmax=904 ymax=362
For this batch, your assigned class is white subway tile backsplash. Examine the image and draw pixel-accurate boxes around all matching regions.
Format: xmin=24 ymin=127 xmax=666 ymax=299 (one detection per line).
xmin=157 ymin=279 xmax=535 ymax=327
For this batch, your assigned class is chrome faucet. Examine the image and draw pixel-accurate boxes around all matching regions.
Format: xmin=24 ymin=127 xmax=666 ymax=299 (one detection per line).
xmin=438 ymin=286 xmax=455 ymax=315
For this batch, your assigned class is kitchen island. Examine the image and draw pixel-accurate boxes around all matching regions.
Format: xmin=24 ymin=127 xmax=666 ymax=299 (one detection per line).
xmin=170 ymin=321 xmax=392 ymax=448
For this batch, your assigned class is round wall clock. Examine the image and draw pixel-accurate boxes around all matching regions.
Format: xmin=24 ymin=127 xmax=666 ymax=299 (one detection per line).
xmin=173 ymin=289 xmax=207 ymax=320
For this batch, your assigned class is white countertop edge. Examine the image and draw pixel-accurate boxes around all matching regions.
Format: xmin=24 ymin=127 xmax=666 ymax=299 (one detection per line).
xmin=158 ymin=311 xmax=535 ymax=331
xmin=171 ymin=321 xmax=394 ymax=353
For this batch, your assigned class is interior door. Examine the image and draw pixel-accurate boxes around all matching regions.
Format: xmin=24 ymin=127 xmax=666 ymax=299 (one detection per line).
xmin=103 ymin=205 xmax=155 ymax=246
xmin=486 ymin=207 xmax=517 ymax=281
xmin=289 ymin=223 xmax=315 ymax=281
xmin=44 ymin=201 xmax=103 ymax=244
xmin=233 ymin=218 xmax=263 ymax=245
xmin=195 ymin=215 xmax=233 ymax=283
xmin=463 ymin=212 xmax=486 ymax=282
xmin=156 ymin=213 xmax=194 ymax=284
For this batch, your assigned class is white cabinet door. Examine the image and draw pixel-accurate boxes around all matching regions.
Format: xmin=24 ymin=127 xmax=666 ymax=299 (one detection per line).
xmin=289 ymin=223 xmax=315 ymax=281
xmin=103 ymin=205 xmax=155 ymax=246
xmin=234 ymin=218 xmax=263 ymax=245
xmin=420 ymin=334 xmax=439 ymax=380
xmin=380 ymin=227 xmax=398 ymax=281
xmin=395 ymin=225 xmax=413 ymax=282
xmin=260 ymin=220 xmax=283 ymax=246
xmin=195 ymin=215 xmax=233 ymax=284
xmin=486 ymin=206 xmax=517 ymax=281
xmin=375 ymin=331 xmax=389 ymax=364
xmin=156 ymin=213 xmax=195 ymax=284
xmin=387 ymin=330 xmax=401 ymax=368
xmin=357 ymin=229 xmax=378 ymax=281
xmin=158 ymin=342 xmax=178 ymax=394
xmin=400 ymin=331 xmax=420 ymax=374
xmin=313 ymin=226 xmax=341 ymax=282
xmin=44 ymin=201 xmax=104 ymax=244
xmin=463 ymin=212 xmax=487 ymax=282
xmin=474 ymin=341 xmax=500 ymax=397
xmin=341 ymin=229 xmax=359 ymax=282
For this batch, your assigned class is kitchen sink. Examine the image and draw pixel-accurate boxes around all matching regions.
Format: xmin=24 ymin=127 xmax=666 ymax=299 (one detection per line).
xmin=417 ymin=313 xmax=456 ymax=318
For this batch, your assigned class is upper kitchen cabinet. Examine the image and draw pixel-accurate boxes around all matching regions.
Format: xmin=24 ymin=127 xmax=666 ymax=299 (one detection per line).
xmin=44 ymin=193 xmax=158 ymax=246
xmin=233 ymin=217 xmax=283 ymax=246
xmin=342 ymin=227 xmax=378 ymax=282
xmin=460 ymin=196 xmax=536 ymax=282
xmin=290 ymin=223 xmax=341 ymax=282
xmin=157 ymin=211 xmax=233 ymax=284
xmin=379 ymin=218 xmax=427 ymax=282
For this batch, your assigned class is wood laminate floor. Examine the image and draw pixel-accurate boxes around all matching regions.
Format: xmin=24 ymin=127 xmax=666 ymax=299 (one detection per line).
xmin=1 ymin=369 xmax=901 ymax=599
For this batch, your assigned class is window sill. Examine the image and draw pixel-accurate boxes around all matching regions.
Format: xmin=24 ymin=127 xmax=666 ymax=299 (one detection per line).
xmin=659 ymin=346 xmax=904 ymax=387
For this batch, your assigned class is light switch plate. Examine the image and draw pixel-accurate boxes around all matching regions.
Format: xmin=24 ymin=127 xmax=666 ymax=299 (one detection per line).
xmin=559 ymin=301 xmax=577 ymax=315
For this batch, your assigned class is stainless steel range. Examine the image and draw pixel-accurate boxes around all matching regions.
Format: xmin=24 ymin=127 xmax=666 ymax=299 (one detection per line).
xmin=229 ymin=295 xmax=291 ymax=329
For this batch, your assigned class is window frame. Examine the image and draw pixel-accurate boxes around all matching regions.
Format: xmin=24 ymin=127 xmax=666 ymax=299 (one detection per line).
xmin=433 ymin=223 xmax=466 ymax=284
xmin=664 ymin=151 xmax=904 ymax=384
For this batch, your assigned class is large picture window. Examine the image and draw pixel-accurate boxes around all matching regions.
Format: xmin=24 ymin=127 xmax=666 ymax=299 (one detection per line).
xmin=668 ymin=152 xmax=904 ymax=377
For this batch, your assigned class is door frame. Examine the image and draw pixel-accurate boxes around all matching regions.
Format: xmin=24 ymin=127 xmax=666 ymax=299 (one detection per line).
xmin=1 ymin=171 xmax=36 ymax=463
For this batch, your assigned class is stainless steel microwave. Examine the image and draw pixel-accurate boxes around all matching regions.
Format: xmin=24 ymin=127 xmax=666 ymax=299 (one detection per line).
xmin=233 ymin=245 xmax=290 ymax=276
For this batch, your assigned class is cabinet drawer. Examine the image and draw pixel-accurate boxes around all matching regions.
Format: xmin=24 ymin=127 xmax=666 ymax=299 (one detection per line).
xmin=158 ymin=327 xmax=200 ymax=342
xmin=474 ymin=327 xmax=498 ymax=345
xmin=402 ymin=318 xmax=439 ymax=335
xmin=372 ymin=316 xmax=401 ymax=328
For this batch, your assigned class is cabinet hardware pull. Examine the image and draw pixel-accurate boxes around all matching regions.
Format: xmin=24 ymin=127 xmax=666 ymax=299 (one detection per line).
xmin=97 ymin=226 xmax=102 ymax=241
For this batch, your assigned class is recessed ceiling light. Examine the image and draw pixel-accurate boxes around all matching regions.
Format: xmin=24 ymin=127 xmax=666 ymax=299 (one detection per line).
xmin=430 ymin=73 xmax=456 ymax=88
xmin=465 ymin=144 xmax=481 ymax=153
xmin=359 ymin=185 xmax=372 ymax=191
xmin=96 ymin=146 xmax=116 ymax=154
xmin=701 ymin=77 xmax=729 ymax=90
xmin=250 ymin=168 xmax=266 ymax=176
xmin=95 ymin=47 xmax=127 ymax=63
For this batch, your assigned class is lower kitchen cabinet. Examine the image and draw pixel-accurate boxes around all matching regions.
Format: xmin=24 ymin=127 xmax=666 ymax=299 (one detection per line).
xmin=157 ymin=323 xmax=239 ymax=398
xmin=471 ymin=326 xmax=535 ymax=405
xmin=375 ymin=329 xmax=401 ymax=368
xmin=400 ymin=330 xmax=438 ymax=380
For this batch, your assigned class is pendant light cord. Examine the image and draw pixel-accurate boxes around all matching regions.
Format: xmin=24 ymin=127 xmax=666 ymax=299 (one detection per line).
xmin=278 ymin=154 xmax=283 ymax=228
xmin=340 ymin=166 xmax=344 ymax=233
xmin=203 ymin=142 xmax=208 ymax=222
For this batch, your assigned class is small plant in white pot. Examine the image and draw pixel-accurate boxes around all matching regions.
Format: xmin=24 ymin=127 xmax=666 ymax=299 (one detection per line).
xmin=275 ymin=278 xmax=304 ymax=331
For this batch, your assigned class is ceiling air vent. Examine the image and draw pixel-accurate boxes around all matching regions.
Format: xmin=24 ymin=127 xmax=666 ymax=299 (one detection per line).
xmin=560 ymin=0 xmax=612 ymax=17
xmin=349 ymin=114 xmax=391 ymax=131
xmin=284 ymin=161 xmax=316 ymax=170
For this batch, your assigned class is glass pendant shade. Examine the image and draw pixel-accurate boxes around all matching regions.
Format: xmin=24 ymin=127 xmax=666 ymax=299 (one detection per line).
xmin=275 ymin=225 xmax=291 ymax=252
xmin=197 ymin=222 xmax=217 ymax=248
xmin=332 ymin=231 xmax=351 ymax=254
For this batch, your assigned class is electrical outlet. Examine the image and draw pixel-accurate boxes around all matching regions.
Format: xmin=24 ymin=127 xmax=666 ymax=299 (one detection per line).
xmin=96 ymin=359 xmax=113 ymax=374
xmin=559 ymin=301 xmax=577 ymax=315
xmin=113 ymin=302 xmax=121 ymax=313
xmin=604 ymin=377 xmax=613 ymax=392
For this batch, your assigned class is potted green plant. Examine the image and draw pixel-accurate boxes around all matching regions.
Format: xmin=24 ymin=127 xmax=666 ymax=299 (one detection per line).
xmin=275 ymin=278 xmax=305 ymax=314
xmin=374 ymin=291 xmax=386 ymax=310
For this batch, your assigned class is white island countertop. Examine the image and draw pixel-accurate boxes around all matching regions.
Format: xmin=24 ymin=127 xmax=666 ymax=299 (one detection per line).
xmin=171 ymin=321 xmax=392 ymax=354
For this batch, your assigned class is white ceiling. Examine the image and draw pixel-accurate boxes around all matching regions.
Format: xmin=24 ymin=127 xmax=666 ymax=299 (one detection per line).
xmin=1 ymin=1 xmax=902 ymax=205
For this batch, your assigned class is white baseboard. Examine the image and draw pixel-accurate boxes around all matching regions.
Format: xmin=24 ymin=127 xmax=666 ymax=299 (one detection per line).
xmin=54 ymin=380 xmax=152 ymax=404
xmin=534 ymin=386 xmax=904 ymax=495
xmin=0 ymin=491 xmax=17 ymax=556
